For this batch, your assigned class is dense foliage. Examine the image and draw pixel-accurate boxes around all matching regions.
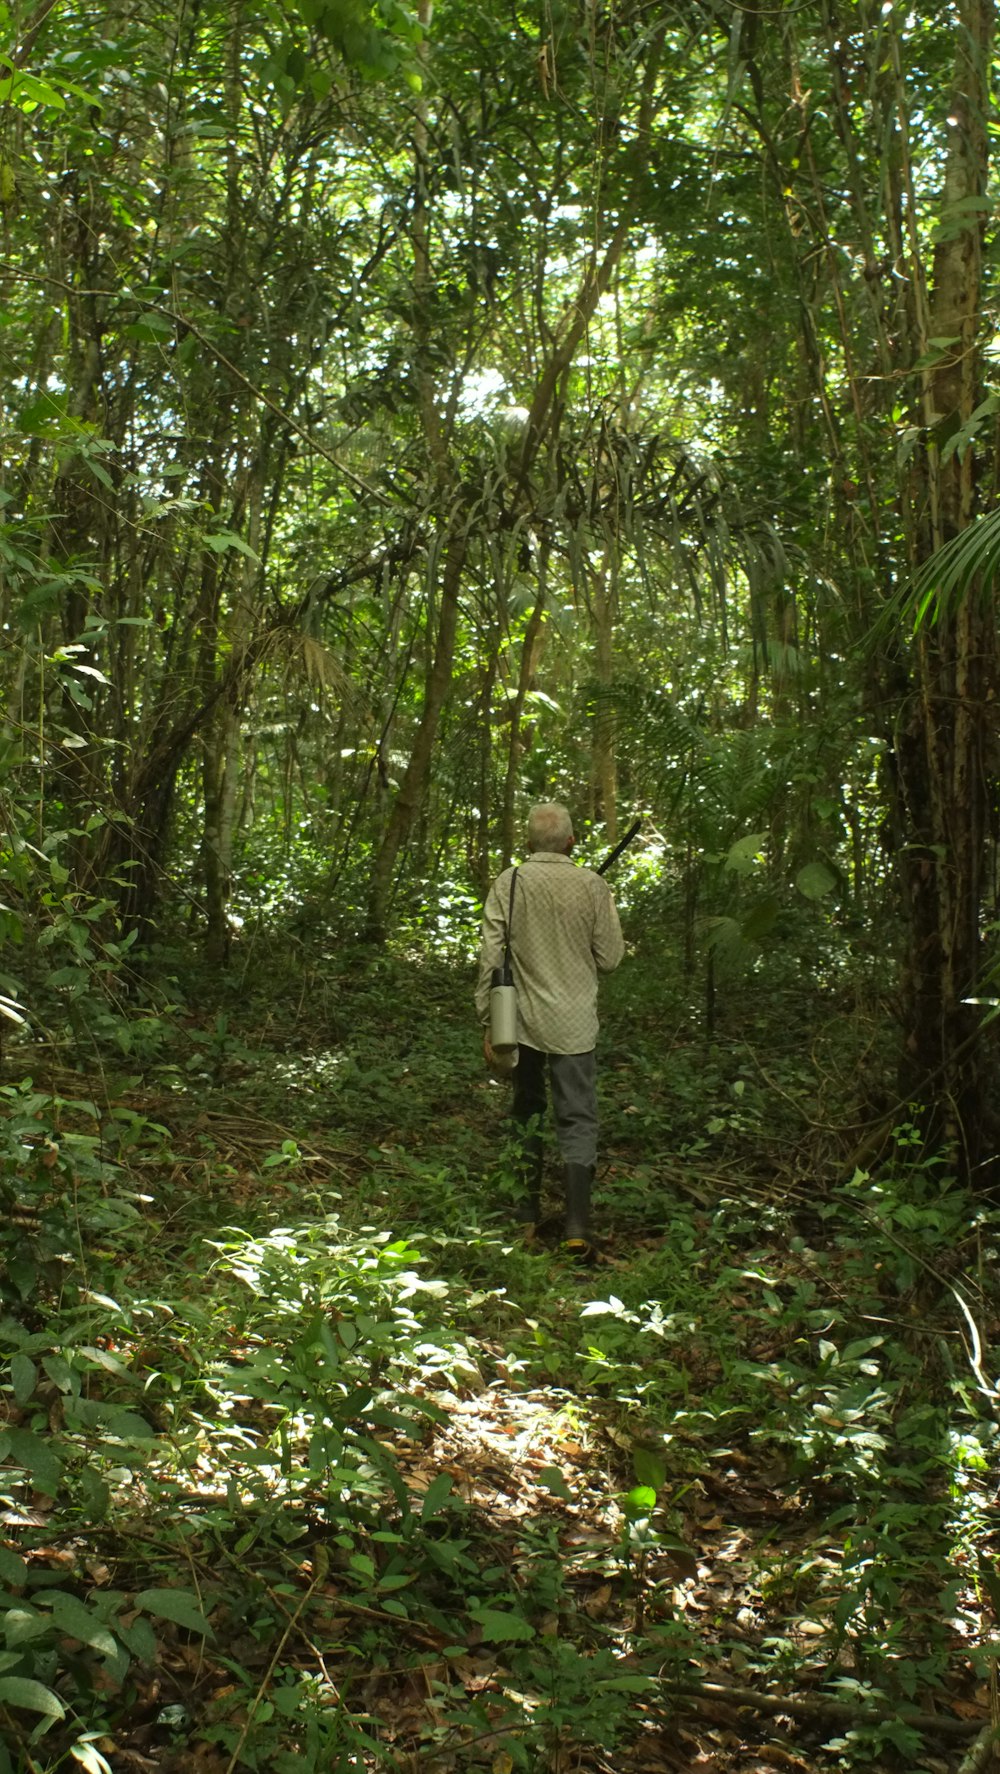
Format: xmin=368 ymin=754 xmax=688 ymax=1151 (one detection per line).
xmin=2 ymin=0 xmax=1000 ymax=1768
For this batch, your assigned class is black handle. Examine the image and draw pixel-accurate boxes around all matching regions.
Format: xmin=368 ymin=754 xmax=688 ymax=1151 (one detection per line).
xmin=597 ymin=818 xmax=642 ymax=876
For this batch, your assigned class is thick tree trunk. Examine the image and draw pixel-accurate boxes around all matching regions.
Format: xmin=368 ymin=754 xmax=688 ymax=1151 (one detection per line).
xmin=895 ymin=0 xmax=997 ymax=1176
xmin=367 ymin=531 xmax=467 ymax=936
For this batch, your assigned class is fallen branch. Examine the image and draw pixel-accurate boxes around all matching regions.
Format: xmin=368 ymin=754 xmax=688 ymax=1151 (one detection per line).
xmin=664 ymin=1678 xmax=983 ymax=1742
xmin=958 ymin=1723 xmax=1000 ymax=1774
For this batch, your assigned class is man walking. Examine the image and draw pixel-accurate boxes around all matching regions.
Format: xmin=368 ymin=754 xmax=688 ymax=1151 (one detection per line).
xmin=476 ymin=802 xmax=625 ymax=1254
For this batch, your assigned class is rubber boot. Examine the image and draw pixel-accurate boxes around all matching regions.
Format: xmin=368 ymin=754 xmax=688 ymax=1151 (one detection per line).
xmin=563 ymin=1163 xmax=594 ymax=1258
xmin=515 ymin=1129 xmax=544 ymax=1229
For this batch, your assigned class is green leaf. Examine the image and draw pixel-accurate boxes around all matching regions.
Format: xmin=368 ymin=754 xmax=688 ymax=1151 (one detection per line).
xmin=795 ymin=861 xmax=837 ymax=901
xmin=631 ymin=1446 xmax=665 ymax=1493
xmin=48 ymin=1592 xmax=119 ymax=1657
xmin=419 ymin=1473 xmax=453 ymax=1521
xmin=79 ymin=456 xmax=114 ymax=491
xmin=740 ymin=894 xmax=780 ymax=942
xmin=0 ymin=71 xmax=65 ymax=111
xmin=63 ymin=1398 xmax=153 ymax=1439
xmin=10 ymin=1354 xmax=37 ymax=1405
xmin=3 ymin=1609 xmax=51 ymax=1647
xmin=117 ymin=1615 xmax=157 ymax=1662
xmin=0 ymin=1547 xmax=26 ymax=1586
xmin=203 ymin=530 xmax=260 ymax=563
xmin=133 ymin=1588 xmax=214 ymax=1639
xmin=15 ymin=395 xmax=86 ymax=437
xmin=724 ymin=832 xmax=767 ymax=874
xmin=6 ymin=1428 xmax=61 ymax=1495
xmin=470 ymin=1607 xmax=535 ymax=1644
xmin=271 ymin=1686 xmax=302 ymax=1717
xmin=623 ymin=1485 xmax=657 ymax=1520
xmin=124 ymin=311 xmax=174 ymax=343
xmin=537 ymin=1464 xmax=572 ymax=1501
xmin=0 ymin=1677 xmax=65 ymax=1718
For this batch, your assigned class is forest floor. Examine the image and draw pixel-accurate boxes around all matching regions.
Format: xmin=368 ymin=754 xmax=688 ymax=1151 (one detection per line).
xmin=2 ymin=929 xmax=999 ymax=1774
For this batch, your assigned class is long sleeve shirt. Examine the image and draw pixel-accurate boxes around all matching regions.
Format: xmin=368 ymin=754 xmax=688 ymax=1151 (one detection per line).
xmin=475 ymin=851 xmax=625 ymax=1055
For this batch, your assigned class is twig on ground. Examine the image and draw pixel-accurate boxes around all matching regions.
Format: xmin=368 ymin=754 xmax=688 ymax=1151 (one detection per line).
xmin=222 ymin=1558 xmax=325 ymax=1774
xmin=664 ymin=1678 xmax=983 ymax=1742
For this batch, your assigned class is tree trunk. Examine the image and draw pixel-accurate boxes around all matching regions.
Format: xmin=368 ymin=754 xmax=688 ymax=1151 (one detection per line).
xmin=367 ymin=530 xmax=467 ymax=935
xmin=501 ymin=577 xmax=548 ymax=868
xmin=590 ymin=551 xmax=618 ymax=842
xmin=895 ymin=0 xmax=997 ymax=1176
xmin=202 ymin=456 xmax=265 ymax=965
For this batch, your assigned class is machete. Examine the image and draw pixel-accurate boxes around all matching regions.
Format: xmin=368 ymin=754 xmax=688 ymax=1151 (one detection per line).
xmin=596 ymin=818 xmax=642 ymax=876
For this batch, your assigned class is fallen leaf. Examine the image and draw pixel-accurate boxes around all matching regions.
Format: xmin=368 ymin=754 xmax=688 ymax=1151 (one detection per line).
xmin=950 ymin=1697 xmax=987 ymax=1719
xmin=582 ymin=1583 xmax=613 ymax=1618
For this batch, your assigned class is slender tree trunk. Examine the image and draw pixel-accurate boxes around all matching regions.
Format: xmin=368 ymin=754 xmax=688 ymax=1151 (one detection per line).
xmin=501 ymin=574 xmax=547 ymax=868
xmin=475 ymin=637 xmax=498 ymax=899
xmin=202 ymin=456 xmax=264 ymax=965
xmin=591 ymin=551 xmax=618 ymax=842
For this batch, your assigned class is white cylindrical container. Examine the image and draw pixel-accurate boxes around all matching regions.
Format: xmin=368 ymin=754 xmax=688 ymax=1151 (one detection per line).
xmin=489 ymin=966 xmax=518 ymax=1051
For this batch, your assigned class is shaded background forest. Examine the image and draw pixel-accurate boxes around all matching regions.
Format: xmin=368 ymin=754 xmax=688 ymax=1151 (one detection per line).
xmin=1 ymin=0 xmax=999 ymax=1160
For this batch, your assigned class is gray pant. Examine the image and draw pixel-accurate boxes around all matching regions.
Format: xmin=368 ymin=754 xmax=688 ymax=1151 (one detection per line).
xmin=512 ymin=1046 xmax=598 ymax=1167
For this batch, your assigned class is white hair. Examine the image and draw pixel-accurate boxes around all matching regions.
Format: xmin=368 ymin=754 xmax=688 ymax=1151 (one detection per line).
xmin=527 ymin=802 xmax=574 ymax=853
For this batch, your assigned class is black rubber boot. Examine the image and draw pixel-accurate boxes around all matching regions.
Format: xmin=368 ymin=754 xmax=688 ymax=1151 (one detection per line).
xmin=563 ymin=1162 xmax=594 ymax=1257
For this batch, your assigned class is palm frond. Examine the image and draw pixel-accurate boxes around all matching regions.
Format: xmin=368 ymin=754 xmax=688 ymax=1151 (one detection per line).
xmin=910 ymin=506 xmax=1000 ymax=630
xmin=872 ymin=506 xmax=1000 ymax=644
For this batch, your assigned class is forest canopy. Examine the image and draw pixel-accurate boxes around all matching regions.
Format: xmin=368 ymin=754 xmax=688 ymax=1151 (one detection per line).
xmin=2 ymin=0 xmax=998 ymax=1163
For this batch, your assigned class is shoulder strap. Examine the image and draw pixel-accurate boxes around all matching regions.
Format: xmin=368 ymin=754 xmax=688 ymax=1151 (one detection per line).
xmin=502 ymin=868 xmax=519 ymax=971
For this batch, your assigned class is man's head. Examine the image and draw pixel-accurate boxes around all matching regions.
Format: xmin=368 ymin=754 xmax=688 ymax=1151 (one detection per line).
xmin=527 ymin=802 xmax=574 ymax=854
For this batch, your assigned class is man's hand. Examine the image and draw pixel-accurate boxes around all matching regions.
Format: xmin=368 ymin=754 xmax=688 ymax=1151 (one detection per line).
xmin=482 ymin=1030 xmax=495 ymax=1066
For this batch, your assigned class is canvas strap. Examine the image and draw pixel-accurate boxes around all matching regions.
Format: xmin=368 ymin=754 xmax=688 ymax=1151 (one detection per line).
xmin=502 ymin=868 xmax=519 ymax=974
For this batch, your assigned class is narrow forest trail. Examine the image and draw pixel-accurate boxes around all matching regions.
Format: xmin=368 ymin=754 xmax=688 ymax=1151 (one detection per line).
xmin=2 ymin=942 xmax=996 ymax=1774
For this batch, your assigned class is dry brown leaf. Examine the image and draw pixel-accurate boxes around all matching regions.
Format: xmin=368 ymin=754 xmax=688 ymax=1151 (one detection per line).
xmin=950 ymin=1696 xmax=988 ymax=1719
xmin=582 ymin=1582 xmax=613 ymax=1618
xmin=28 ymin=1545 xmax=77 ymax=1568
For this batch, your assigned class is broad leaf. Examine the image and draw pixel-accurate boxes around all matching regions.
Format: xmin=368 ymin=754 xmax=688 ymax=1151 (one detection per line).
xmin=0 ymin=1677 xmax=65 ymax=1718
xmin=419 ymin=1473 xmax=453 ymax=1521
xmin=796 ymin=862 xmax=837 ymax=901
xmin=471 ymin=1607 xmax=535 ymax=1644
xmin=134 ymin=1588 xmax=214 ymax=1638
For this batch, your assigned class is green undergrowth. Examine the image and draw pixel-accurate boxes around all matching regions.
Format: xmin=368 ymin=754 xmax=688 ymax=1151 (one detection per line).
xmin=0 ymin=937 xmax=996 ymax=1774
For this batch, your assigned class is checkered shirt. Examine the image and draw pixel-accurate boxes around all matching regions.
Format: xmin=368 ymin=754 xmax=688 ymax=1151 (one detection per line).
xmin=476 ymin=851 xmax=624 ymax=1055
